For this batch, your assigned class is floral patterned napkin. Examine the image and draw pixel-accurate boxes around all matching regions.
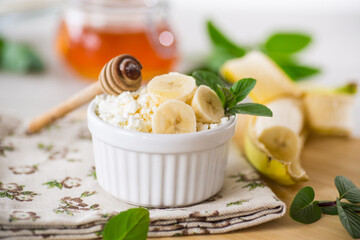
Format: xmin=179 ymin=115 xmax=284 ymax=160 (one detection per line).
xmin=0 ymin=112 xmax=285 ymax=239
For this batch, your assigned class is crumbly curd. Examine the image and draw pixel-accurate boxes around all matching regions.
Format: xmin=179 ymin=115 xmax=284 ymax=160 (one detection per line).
xmin=95 ymin=87 xmax=230 ymax=133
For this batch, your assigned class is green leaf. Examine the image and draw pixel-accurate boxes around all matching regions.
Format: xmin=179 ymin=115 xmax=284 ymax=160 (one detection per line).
xmin=265 ymin=50 xmax=320 ymax=81
xmin=226 ymin=103 xmax=273 ymax=117
xmin=264 ymin=33 xmax=311 ymax=54
xmin=335 ymin=176 xmax=360 ymax=203
xmin=1 ymin=41 xmax=44 ymax=73
xmin=337 ymin=198 xmax=360 ymax=238
xmin=265 ymin=51 xmax=293 ymax=65
xmin=206 ymin=47 xmax=238 ymax=73
xmin=345 ymin=203 xmax=360 ymax=212
xmin=230 ymin=78 xmax=256 ymax=102
xmin=280 ymin=64 xmax=320 ymax=81
xmin=103 ymin=208 xmax=150 ymax=240
xmin=320 ymin=202 xmax=360 ymax=215
xmin=192 ymin=70 xmax=226 ymax=88
xmin=207 ymin=21 xmax=246 ymax=57
xmin=0 ymin=37 xmax=4 ymax=64
xmin=222 ymin=87 xmax=236 ymax=109
xmin=289 ymin=186 xmax=322 ymax=224
xmin=320 ymin=205 xmax=338 ymax=215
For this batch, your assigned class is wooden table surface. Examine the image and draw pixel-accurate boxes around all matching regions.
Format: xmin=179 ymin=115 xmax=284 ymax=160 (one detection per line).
xmin=153 ymin=136 xmax=360 ymax=240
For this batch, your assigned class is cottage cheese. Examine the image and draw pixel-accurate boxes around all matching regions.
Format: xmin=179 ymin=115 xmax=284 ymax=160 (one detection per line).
xmin=95 ymin=87 xmax=231 ymax=133
xmin=196 ymin=116 xmax=231 ymax=132
xmin=95 ymin=87 xmax=157 ymax=133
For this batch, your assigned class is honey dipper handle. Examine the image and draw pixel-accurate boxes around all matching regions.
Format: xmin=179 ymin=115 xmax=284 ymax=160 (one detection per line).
xmin=27 ymin=82 xmax=103 ymax=134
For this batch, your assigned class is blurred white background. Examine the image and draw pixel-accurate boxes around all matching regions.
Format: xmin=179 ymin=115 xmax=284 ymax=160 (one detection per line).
xmin=0 ymin=0 xmax=359 ymax=135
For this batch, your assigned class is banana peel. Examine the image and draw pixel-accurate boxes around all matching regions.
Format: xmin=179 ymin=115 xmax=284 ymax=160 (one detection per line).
xmin=243 ymin=116 xmax=309 ymax=185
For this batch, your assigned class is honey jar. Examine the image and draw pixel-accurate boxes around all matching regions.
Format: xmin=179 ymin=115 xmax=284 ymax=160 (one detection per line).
xmin=55 ymin=0 xmax=178 ymax=82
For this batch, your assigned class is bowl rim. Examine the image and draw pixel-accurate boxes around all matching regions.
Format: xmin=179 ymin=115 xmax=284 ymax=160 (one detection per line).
xmin=87 ymin=98 xmax=236 ymax=140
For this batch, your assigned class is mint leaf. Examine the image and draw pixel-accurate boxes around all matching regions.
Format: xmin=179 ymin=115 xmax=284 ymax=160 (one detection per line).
xmin=222 ymin=87 xmax=236 ymax=109
xmin=207 ymin=21 xmax=246 ymax=57
xmin=103 ymin=208 xmax=149 ymax=240
xmin=192 ymin=71 xmax=226 ymax=88
xmin=267 ymin=52 xmax=320 ymax=81
xmin=265 ymin=33 xmax=311 ymax=54
xmin=337 ymin=198 xmax=360 ymax=238
xmin=206 ymin=47 xmax=238 ymax=73
xmin=320 ymin=205 xmax=338 ymax=215
xmin=290 ymin=186 xmax=322 ymax=224
xmin=226 ymin=103 xmax=272 ymax=117
xmin=335 ymin=176 xmax=360 ymax=204
xmin=230 ymin=78 xmax=256 ymax=102
xmin=1 ymin=41 xmax=44 ymax=73
xmin=0 ymin=37 xmax=4 ymax=63
xmin=280 ymin=64 xmax=320 ymax=81
xmin=321 ymin=202 xmax=360 ymax=215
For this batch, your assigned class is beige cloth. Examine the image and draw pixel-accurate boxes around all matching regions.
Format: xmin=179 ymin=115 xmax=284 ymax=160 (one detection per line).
xmin=0 ymin=113 xmax=285 ymax=239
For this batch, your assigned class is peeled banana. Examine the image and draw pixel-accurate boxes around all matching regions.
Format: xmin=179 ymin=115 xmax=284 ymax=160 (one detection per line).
xmin=244 ymin=98 xmax=309 ymax=185
xmin=220 ymin=51 xmax=303 ymax=104
xmin=147 ymin=72 xmax=197 ymax=104
xmin=191 ymin=85 xmax=224 ymax=123
xmin=220 ymin=51 xmax=356 ymax=186
xmin=303 ymin=83 xmax=357 ymax=136
xmin=152 ymin=100 xmax=196 ymax=134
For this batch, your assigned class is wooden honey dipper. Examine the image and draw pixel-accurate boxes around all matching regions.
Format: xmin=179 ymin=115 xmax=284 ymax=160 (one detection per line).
xmin=27 ymin=54 xmax=143 ymax=133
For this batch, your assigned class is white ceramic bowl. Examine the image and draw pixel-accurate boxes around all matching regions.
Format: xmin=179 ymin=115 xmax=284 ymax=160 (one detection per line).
xmin=87 ymin=99 xmax=236 ymax=207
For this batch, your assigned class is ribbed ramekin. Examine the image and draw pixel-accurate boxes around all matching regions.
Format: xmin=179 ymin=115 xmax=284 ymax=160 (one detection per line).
xmin=87 ymin=99 xmax=236 ymax=207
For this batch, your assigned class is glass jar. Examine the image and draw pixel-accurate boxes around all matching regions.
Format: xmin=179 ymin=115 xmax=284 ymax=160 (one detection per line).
xmin=55 ymin=0 xmax=178 ymax=82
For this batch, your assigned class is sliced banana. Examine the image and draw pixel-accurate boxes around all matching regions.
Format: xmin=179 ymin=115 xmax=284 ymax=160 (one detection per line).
xmin=220 ymin=51 xmax=303 ymax=104
xmin=191 ymin=85 xmax=224 ymax=123
xmin=152 ymin=100 xmax=196 ymax=134
xmin=254 ymin=98 xmax=304 ymax=162
xmin=147 ymin=72 xmax=197 ymax=104
xmin=258 ymin=126 xmax=300 ymax=162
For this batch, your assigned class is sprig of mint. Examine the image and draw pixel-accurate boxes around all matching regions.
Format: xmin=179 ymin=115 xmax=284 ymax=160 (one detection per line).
xmin=192 ymin=70 xmax=272 ymax=117
xmin=203 ymin=20 xmax=320 ymax=81
xmin=103 ymin=208 xmax=150 ymax=240
xmin=0 ymin=37 xmax=44 ymax=73
xmin=290 ymin=176 xmax=360 ymax=239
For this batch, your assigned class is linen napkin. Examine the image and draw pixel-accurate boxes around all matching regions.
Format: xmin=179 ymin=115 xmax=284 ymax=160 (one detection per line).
xmin=0 ymin=113 xmax=285 ymax=239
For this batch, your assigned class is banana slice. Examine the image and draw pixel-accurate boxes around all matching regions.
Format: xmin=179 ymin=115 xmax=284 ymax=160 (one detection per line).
xmin=258 ymin=126 xmax=300 ymax=162
xmin=147 ymin=72 xmax=197 ymax=104
xmin=152 ymin=100 xmax=196 ymax=134
xmin=191 ymin=85 xmax=224 ymax=123
xmin=220 ymin=51 xmax=303 ymax=104
xmin=243 ymin=97 xmax=308 ymax=185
